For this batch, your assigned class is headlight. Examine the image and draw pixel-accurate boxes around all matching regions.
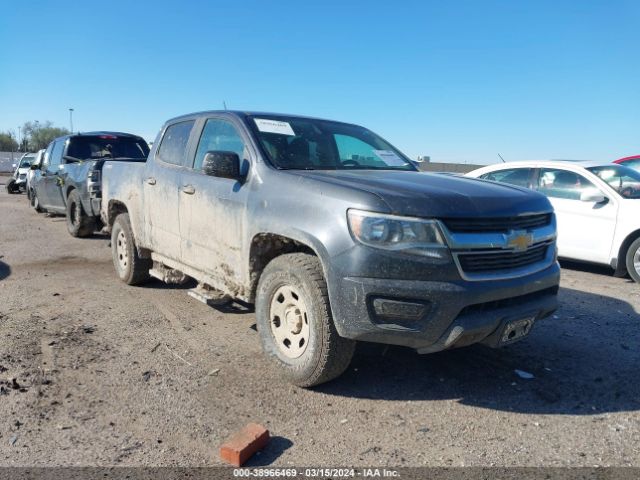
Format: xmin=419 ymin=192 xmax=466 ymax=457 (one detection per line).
xmin=347 ymin=209 xmax=449 ymax=259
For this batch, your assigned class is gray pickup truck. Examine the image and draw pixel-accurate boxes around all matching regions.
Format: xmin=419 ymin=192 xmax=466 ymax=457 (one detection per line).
xmin=32 ymin=132 xmax=149 ymax=236
xmin=101 ymin=111 xmax=560 ymax=387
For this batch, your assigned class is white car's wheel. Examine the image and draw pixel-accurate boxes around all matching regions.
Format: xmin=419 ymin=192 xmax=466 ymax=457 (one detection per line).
xmin=625 ymin=237 xmax=640 ymax=283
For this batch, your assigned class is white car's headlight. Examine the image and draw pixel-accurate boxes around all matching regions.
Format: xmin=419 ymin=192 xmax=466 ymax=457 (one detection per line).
xmin=347 ymin=209 xmax=449 ymax=259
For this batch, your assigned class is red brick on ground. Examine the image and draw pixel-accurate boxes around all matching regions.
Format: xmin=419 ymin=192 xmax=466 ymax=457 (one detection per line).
xmin=219 ymin=423 xmax=270 ymax=466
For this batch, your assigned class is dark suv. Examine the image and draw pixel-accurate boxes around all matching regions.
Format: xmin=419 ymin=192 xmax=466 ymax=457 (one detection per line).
xmin=32 ymin=132 xmax=149 ymax=237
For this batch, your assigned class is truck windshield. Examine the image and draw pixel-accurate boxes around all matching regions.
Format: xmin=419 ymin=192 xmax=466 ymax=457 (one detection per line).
xmin=247 ymin=115 xmax=416 ymax=171
xmin=66 ymin=136 xmax=150 ymax=161
xmin=587 ymin=165 xmax=640 ymax=199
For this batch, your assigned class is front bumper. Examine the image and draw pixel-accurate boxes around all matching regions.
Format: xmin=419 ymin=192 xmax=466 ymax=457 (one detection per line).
xmin=328 ymin=260 xmax=560 ymax=352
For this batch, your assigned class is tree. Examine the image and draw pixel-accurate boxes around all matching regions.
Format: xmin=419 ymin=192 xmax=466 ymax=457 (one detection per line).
xmin=21 ymin=121 xmax=70 ymax=151
xmin=0 ymin=131 xmax=18 ymax=151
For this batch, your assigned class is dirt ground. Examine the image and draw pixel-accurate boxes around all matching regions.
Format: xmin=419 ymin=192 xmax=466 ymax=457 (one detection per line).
xmin=0 ymin=185 xmax=639 ymax=467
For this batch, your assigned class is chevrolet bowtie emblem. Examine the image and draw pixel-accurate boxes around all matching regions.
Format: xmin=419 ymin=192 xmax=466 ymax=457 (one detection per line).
xmin=506 ymin=230 xmax=534 ymax=252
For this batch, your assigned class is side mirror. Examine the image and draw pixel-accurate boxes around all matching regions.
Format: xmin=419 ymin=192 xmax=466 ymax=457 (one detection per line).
xmin=202 ymin=151 xmax=241 ymax=180
xmin=30 ymin=164 xmax=39 ymax=170
xmin=580 ymin=189 xmax=606 ymax=203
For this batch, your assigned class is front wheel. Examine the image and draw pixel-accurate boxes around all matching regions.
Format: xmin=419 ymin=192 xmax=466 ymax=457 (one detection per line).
xmin=5 ymin=180 xmax=17 ymax=194
xmin=32 ymin=190 xmax=44 ymax=213
xmin=256 ymin=253 xmax=355 ymax=387
xmin=111 ymin=213 xmax=151 ymax=285
xmin=625 ymin=237 xmax=640 ymax=283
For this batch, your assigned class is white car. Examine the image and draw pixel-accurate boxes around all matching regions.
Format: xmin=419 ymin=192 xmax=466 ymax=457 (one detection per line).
xmin=6 ymin=153 xmax=36 ymax=194
xmin=467 ymin=160 xmax=640 ymax=282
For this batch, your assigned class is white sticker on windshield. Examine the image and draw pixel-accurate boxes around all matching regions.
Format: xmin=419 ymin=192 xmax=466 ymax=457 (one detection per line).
xmin=254 ymin=118 xmax=295 ymax=136
xmin=373 ymin=149 xmax=407 ymax=166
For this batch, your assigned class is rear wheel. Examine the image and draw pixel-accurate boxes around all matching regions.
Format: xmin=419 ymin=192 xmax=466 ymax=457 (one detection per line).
xmin=625 ymin=237 xmax=640 ymax=283
xmin=111 ymin=213 xmax=151 ymax=285
xmin=66 ymin=189 xmax=95 ymax=237
xmin=256 ymin=253 xmax=355 ymax=387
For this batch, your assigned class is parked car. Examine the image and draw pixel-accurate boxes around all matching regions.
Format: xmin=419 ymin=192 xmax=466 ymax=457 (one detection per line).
xmin=614 ymin=155 xmax=640 ymax=172
xmin=101 ymin=111 xmax=559 ymax=387
xmin=467 ymin=160 xmax=640 ymax=282
xmin=6 ymin=153 xmax=36 ymax=194
xmin=32 ymin=132 xmax=149 ymax=236
xmin=26 ymin=149 xmax=45 ymax=209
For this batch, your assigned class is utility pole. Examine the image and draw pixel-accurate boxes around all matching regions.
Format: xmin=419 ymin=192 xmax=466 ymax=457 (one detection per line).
xmin=17 ymin=126 xmax=21 ymax=152
xmin=69 ymin=108 xmax=74 ymax=133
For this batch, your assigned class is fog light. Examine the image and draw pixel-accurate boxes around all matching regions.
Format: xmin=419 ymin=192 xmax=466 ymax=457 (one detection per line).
xmin=372 ymin=298 xmax=429 ymax=320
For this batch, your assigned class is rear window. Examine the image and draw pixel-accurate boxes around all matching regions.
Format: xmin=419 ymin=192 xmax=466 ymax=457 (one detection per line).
xmin=66 ymin=135 xmax=149 ymax=161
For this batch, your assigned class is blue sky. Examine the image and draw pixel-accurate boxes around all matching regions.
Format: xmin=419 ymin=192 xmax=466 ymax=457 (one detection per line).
xmin=1 ymin=0 xmax=638 ymax=164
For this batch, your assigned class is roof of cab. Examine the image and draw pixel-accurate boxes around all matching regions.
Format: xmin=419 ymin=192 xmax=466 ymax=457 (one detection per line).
xmin=51 ymin=131 xmax=145 ymax=143
xmin=163 ymin=110 xmax=358 ymax=126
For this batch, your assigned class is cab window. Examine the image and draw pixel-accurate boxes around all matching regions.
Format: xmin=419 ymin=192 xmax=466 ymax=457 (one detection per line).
xmin=157 ymin=120 xmax=195 ymax=166
xmin=480 ymin=168 xmax=533 ymax=188
xmin=48 ymin=141 xmax=65 ymax=172
xmin=194 ymin=119 xmax=246 ymax=170
xmin=42 ymin=143 xmax=54 ymax=169
xmin=537 ymin=168 xmax=596 ymax=200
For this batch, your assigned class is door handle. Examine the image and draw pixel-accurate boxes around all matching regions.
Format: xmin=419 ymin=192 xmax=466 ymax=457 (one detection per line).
xmin=146 ymin=177 xmax=156 ymax=185
xmin=181 ymin=185 xmax=195 ymax=195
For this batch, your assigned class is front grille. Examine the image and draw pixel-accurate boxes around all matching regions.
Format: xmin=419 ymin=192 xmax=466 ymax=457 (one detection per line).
xmin=442 ymin=213 xmax=551 ymax=233
xmin=457 ymin=242 xmax=550 ymax=273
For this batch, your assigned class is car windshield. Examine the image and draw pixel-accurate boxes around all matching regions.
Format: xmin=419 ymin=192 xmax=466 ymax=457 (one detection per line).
xmin=247 ymin=115 xmax=416 ymax=171
xmin=66 ymin=135 xmax=150 ymax=161
xmin=19 ymin=156 xmax=34 ymax=168
xmin=588 ymin=165 xmax=640 ymax=199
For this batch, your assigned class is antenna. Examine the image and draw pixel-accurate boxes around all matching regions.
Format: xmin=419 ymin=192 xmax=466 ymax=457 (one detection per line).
xmin=223 ymin=101 xmax=228 ymax=110
xmin=498 ymin=153 xmax=506 ymax=163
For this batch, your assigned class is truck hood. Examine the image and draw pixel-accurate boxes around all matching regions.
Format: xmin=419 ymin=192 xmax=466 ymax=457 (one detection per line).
xmin=17 ymin=167 xmax=30 ymax=175
xmin=288 ymin=170 xmax=552 ymax=218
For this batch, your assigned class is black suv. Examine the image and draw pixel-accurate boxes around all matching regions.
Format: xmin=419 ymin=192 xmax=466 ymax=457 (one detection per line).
xmin=32 ymin=132 xmax=149 ymax=237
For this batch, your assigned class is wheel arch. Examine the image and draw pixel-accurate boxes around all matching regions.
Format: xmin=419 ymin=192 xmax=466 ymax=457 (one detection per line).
xmin=248 ymin=232 xmax=328 ymax=303
xmin=615 ymin=229 xmax=640 ymax=276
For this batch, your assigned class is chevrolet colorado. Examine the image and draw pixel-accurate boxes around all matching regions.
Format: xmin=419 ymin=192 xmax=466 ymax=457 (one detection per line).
xmin=101 ymin=111 xmax=560 ymax=387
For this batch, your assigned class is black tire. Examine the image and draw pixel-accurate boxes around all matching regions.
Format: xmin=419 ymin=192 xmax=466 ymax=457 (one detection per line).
xmin=32 ymin=190 xmax=44 ymax=213
xmin=65 ymin=189 xmax=95 ymax=237
xmin=5 ymin=180 xmax=17 ymax=194
xmin=111 ymin=213 xmax=151 ymax=285
xmin=255 ymin=253 xmax=355 ymax=387
xmin=625 ymin=237 xmax=640 ymax=283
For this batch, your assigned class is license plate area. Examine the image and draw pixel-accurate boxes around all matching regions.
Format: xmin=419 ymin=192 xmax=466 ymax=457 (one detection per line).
xmin=501 ymin=316 xmax=535 ymax=344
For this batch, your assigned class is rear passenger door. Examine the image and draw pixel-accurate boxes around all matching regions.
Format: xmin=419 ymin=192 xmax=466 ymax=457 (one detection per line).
xmin=179 ymin=116 xmax=252 ymax=289
xmin=144 ymin=120 xmax=195 ymax=260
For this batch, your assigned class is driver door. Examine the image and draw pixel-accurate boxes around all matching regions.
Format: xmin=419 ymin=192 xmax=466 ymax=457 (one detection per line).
xmin=178 ymin=117 xmax=251 ymax=288
xmin=536 ymin=168 xmax=617 ymax=263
